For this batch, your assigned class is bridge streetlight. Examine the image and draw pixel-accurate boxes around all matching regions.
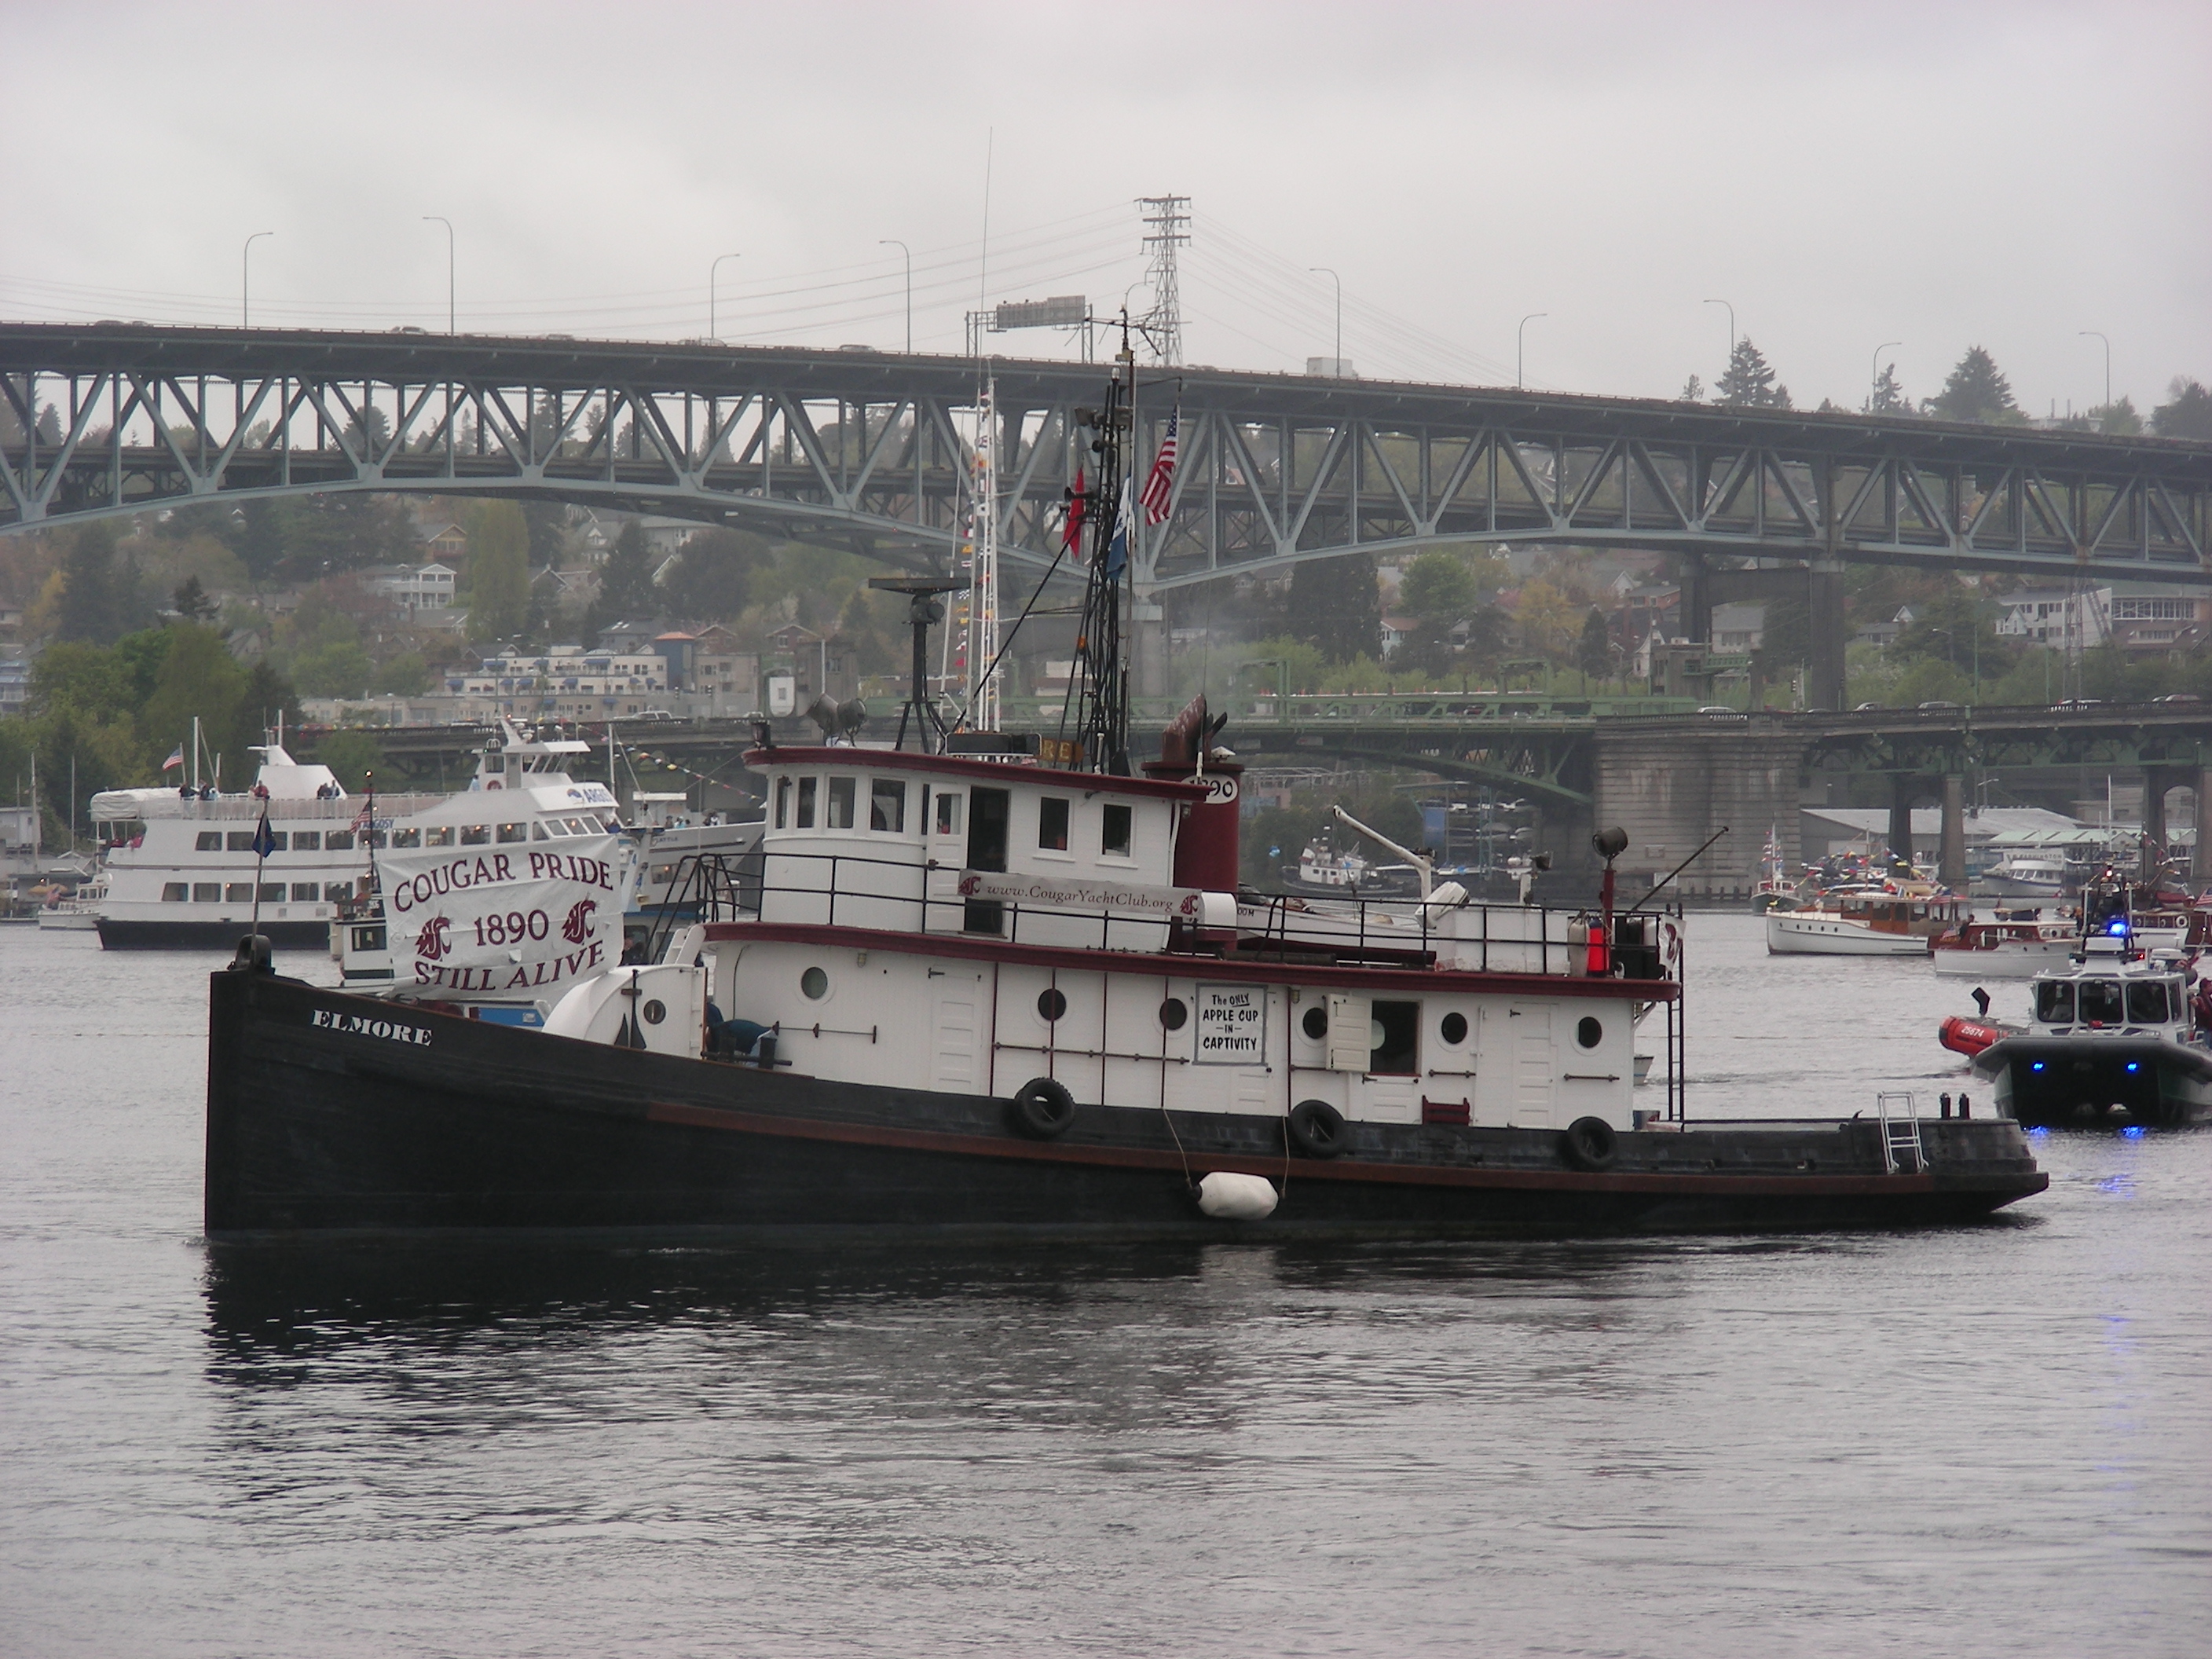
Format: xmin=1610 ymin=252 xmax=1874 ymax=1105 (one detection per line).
xmin=2079 ymin=330 xmax=2111 ymax=412
xmin=1517 ymin=313 xmax=1547 ymax=390
xmin=1309 ymin=266 xmax=1342 ymax=377
xmin=709 ymin=253 xmax=742 ymax=342
xmin=241 ymin=232 xmax=273 ymax=328
xmin=880 ymin=240 xmax=911 ymax=353
xmin=422 ymin=218 xmax=455 ymax=334
xmin=1871 ymin=342 xmax=1902 ymax=409
xmin=1703 ymin=298 xmax=1735 ymax=372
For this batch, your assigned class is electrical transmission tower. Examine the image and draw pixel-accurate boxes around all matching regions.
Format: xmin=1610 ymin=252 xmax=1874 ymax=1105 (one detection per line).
xmin=1138 ymin=195 xmax=1189 ymax=366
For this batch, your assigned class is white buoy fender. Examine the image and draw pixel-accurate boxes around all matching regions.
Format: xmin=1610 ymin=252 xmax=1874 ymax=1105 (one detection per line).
xmin=1196 ymin=1171 xmax=1279 ymax=1221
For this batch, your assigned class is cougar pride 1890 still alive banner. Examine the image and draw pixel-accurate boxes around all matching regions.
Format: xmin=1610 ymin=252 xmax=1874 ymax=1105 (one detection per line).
xmin=380 ymin=834 xmax=627 ymax=993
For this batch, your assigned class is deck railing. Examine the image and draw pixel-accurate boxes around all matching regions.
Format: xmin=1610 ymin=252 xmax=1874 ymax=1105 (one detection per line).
xmin=646 ymin=847 xmax=1681 ymax=991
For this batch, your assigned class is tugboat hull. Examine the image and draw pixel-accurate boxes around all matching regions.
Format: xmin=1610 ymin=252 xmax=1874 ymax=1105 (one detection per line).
xmin=102 ymin=917 xmax=331 ymax=950
xmin=207 ymin=970 xmax=2048 ymax=1238
xmin=1973 ymin=1035 xmax=2212 ymax=1128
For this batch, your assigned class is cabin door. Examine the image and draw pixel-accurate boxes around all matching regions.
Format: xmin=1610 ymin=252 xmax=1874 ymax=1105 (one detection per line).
xmin=965 ymin=787 xmax=1010 ymax=935
xmin=932 ymin=969 xmax=985 ymax=1092
xmin=1507 ymin=1004 xmax=1555 ymax=1128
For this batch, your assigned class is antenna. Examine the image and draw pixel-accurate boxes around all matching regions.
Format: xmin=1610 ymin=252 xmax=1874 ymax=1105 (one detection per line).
xmin=1137 ymin=195 xmax=1189 ymax=366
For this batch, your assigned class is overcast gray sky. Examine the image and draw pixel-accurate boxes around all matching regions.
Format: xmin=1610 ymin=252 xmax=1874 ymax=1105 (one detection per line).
xmin=8 ymin=1 xmax=2207 ymax=416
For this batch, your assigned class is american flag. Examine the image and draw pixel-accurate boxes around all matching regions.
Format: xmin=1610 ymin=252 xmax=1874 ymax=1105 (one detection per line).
xmin=1139 ymin=407 xmax=1179 ymax=526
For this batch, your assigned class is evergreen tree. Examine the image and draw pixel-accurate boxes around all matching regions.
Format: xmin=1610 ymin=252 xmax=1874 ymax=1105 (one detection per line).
xmin=236 ymin=500 xmax=285 ymax=581
xmin=661 ymin=527 xmax=763 ymax=622
xmin=55 ymin=522 xmax=126 ymax=643
xmin=523 ymin=501 xmax=569 ymax=566
xmin=1927 ymin=346 xmax=2017 ymax=423
xmin=1867 ymin=363 xmax=1910 ymax=414
xmin=224 ymin=661 xmax=302 ymax=762
xmin=1286 ymin=553 xmax=1382 ymax=663
xmin=1577 ymin=606 xmax=1611 ymax=688
xmin=465 ymin=500 xmax=531 ymax=642
xmin=2152 ymin=378 xmax=2212 ymax=440
xmin=588 ymin=519 xmax=657 ymax=636
xmin=1716 ymin=339 xmax=1791 ymax=408
xmin=1678 ymin=374 xmax=1704 ymax=403
xmin=172 ymin=574 xmax=218 ymax=621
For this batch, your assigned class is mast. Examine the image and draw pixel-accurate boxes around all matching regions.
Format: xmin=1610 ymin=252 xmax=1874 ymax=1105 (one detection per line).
xmin=967 ymin=375 xmax=1002 ymax=732
xmin=1063 ymin=317 xmax=1138 ymax=774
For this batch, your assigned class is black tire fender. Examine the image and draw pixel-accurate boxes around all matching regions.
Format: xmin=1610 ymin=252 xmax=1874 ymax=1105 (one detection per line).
xmin=1009 ymin=1076 xmax=1078 ymax=1140
xmin=1561 ymin=1115 xmax=1620 ymax=1171
xmin=1287 ymin=1098 xmax=1347 ymax=1159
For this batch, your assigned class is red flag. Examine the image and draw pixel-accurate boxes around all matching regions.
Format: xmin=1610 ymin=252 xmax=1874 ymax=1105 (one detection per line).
xmin=1062 ymin=467 xmax=1088 ymax=555
xmin=1140 ymin=407 xmax=1179 ymax=526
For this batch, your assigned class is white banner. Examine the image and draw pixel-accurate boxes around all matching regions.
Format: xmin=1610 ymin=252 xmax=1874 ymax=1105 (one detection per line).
xmin=956 ymin=869 xmax=1203 ymax=919
xmin=382 ymin=835 xmax=626 ymax=994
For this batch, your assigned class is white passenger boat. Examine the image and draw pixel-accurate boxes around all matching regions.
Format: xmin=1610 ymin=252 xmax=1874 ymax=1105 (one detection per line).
xmin=1765 ymin=884 xmax=1965 ymax=956
xmin=1979 ymin=851 xmax=2073 ymax=900
xmin=1930 ymin=911 xmax=2079 ymax=978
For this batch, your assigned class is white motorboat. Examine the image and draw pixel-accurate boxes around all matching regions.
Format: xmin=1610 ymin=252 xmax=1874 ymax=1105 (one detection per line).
xmin=1930 ymin=911 xmax=2079 ymax=978
xmin=35 ymin=877 xmax=104 ymax=931
xmin=1766 ymin=884 xmax=1965 ymax=956
xmin=1978 ymin=851 xmax=2072 ymax=900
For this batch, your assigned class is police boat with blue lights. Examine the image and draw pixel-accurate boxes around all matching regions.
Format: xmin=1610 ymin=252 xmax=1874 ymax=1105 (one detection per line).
xmin=1948 ymin=917 xmax=2212 ymax=1130
xmin=200 ymin=346 xmax=2047 ymax=1239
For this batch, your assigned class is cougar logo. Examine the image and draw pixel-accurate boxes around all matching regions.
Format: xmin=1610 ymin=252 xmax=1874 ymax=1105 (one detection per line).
xmin=1178 ymin=892 xmax=1201 ymax=916
xmin=415 ymin=914 xmax=452 ymax=961
xmin=562 ymin=899 xmax=598 ymax=943
xmin=957 ymin=873 xmax=982 ymax=896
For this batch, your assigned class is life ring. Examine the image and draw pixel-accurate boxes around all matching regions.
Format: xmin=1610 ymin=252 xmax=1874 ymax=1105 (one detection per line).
xmin=1560 ymin=1115 xmax=1619 ymax=1171
xmin=1009 ymin=1076 xmax=1077 ymax=1139
xmin=1287 ymin=1098 xmax=1346 ymax=1159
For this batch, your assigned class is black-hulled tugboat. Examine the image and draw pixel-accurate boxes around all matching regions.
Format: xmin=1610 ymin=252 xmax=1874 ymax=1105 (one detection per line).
xmin=200 ymin=339 xmax=2046 ymax=1240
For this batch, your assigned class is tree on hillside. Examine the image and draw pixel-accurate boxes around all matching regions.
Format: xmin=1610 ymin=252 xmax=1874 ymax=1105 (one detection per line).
xmin=139 ymin=624 xmax=247 ymax=779
xmin=1398 ymin=550 xmax=1481 ymax=622
xmin=661 ymin=527 xmax=764 ymax=623
xmin=1678 ymin=374 xmax=1704 ymax=403
xmin=2089 ymin=397 xmax=2142 ymax=436
xmin=2153 ymin=378 xmax=2212 ymax=440
xmin=1867 ymin=363 xmax=1910 ymax=415
xmin=1577 ymin=606 xmax=1611 ymax=689
xmin=172 ymin=574 xmax=218 ymax=621
xmin=1286 ymin=552 xmax=1382 ymax=663
xmin=1716 ymin=339 xmax=1791 ymax=408
xmin=1928 ymin=346 xmax=2017 ymax=424
xmin=523 ymin=502 xmax=569 ymax=566
xmin=465 ymin=500 xmax=530 ymax=641
xmin=588 ymin=520 xmax=657 ymax=636
xmin=55 ymin=522 xmax=132 ymax=643
xmin=225 ymin=661 xmax=303 ymax=760
xmin=236 ymin=500 xmax=285 ymax=580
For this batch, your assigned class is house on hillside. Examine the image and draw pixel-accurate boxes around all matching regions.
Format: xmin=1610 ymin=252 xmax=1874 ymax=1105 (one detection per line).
xmin=360 ymin=562 xmax=459 ymax=615
xmin=416 ymin=522 xmax=467 ymax=562
xmin=1995 ymin=589 xmax=2110 ymax=650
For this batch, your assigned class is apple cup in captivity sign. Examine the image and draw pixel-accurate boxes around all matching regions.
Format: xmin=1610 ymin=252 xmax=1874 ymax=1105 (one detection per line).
xmin=383 ymin=835 xmax=626 ymax=993
xmin=1196 ymin=983 xmax=1266 ymax=1063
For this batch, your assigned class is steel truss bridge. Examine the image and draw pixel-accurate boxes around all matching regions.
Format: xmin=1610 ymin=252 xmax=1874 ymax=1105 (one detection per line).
xmin=5 ymin=323 xmax=2210 ymax=602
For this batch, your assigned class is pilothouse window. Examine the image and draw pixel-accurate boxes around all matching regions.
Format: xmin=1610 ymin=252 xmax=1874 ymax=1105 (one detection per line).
xmin=870 ymin=778 xmax=906 ymax=833
xmin=1101 ymin=803 xmax=1132 ymax=857
xmin=2078 ymin=980 xmax=2124 ymax=1024
xmin=1038 ymin=797 xmax=1070 ymax=851
xmin=2128 ymin=981 xmax=2172 ymax=1024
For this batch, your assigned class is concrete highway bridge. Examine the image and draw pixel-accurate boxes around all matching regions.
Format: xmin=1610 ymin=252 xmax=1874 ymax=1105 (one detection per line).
xmin=6 ymin=321 xmax=2211 ymax=710
xmin=337 ymin=697 xmax=2212 ymax=901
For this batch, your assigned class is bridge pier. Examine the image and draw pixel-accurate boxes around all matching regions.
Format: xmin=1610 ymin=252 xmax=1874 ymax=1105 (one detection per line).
xmin=1679 ymin=555 xmax=1712 ymax=646
xmin=2141 ymin=765 xmax=2186 ymax=880
xmin=1889 ymin=778 xmax=1916 ymax=868
xmin=1808 ymin=558 xmax=1848 ymax=711
xmin=1940 ymin=775 xmax=1966 ymax=888
xmin=2196 ymin=767 xmax=2212 ymax=890
xmin=1591 ymin=722 xmax=1805 ymax=902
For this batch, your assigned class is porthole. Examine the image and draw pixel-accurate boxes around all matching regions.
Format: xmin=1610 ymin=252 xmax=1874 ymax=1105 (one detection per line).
xmin=800 ymin=966 xmax=830 ymax=1000
xmin=1302 ymin=1005 xmax=1328 ymax=1041
xmin=1440 ymin=1011 xmax=1468 ymax=1045
xmin=1037 ymin=987 xmax=1068 ymax=1022
xmin=642 ymin=999 xmax=667 ymax=1026
xmin=1576 ymin=1016 xmax=1602 ymax=1049
xmin=1159 ymin=997 xmax=1188 ymax=1031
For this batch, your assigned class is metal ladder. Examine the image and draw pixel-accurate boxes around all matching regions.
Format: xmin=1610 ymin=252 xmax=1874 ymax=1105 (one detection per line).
xmin=1875 ymin=1092 xmax=1925 ymax=1173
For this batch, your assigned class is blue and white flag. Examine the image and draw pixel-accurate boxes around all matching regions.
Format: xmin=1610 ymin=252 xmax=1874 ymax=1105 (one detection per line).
xmin=1104 ymin=478 xmax=1135 ymax=577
